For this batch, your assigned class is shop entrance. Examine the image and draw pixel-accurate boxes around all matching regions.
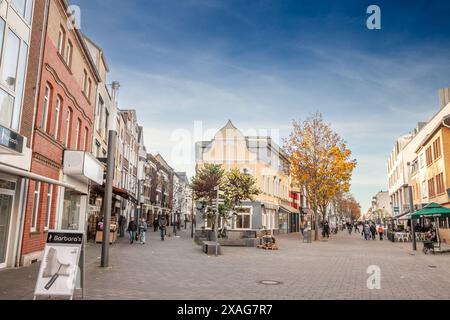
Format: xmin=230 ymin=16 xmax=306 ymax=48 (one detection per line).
xmin=0 ymin=182 xmax=15 ymax=269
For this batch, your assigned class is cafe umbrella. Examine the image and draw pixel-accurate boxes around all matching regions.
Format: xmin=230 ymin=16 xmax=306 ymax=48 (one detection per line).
xmin=406 ymin=203 xmax=450 ymax=243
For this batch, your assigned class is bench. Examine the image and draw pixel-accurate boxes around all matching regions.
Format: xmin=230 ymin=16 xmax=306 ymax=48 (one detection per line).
xmin=202 ymin=241 xmax=221 ymax=255
xmin=218 ymin=238 xmax=258 ymax=247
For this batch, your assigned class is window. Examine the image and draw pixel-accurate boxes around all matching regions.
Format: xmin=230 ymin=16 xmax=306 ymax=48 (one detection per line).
xmin=436 ymin=173 xmax=445 ymax=195
xmin=422 ymin=181 xmax=427 ymax=199
xmin=65 ymin=108 xmax=72 ymax=147
xmin=42 ymin=84 xmax=51 ymax=132
xmin=0 ymin=88 xmax=14 ymax=128
xmin=84 ymin=127 xmax=89 ymax=151
xmin=0 ymin=18 xmax=5 ymax=72
xmin=54 ymin=96 xmax=61 ymax=140
xmin=235 ymin=207 xmax=251 ymax=229
xmin=262 ymin=176 xmax=265 ymax=193
xmin=426 ymin=147 xmax=433 ymax=166
xmin=31 ymin=182 xmax=41 ymax=232
xmin=12 ymin=0 xmax=34 ymax=24
xmin=75 ymin=118 xmax=81 ymax=150
xmin=45 ymin=184 xmax=53 ymax=230
xmin=82 ymin=70 xmax=87 ymax=93
xmin=12 ymin=41 xmax=28 ymax=130
xmin=433 ymin=138 xmax=441 ymax=160
xmin=420 ymin=153 xmax=424 ymax=169
xmin=87 ymin=78 xmax=92 ymax=100
xmin=65 ymin=40 xmax=72 ymax=67
xmin=2 ymin=29 xmax=21 ymax=91
xmin=104 ymin=109 xmax=109 ymax=136
xmin=428 ymin=178 xmax=436 ymax=198
xmin=96 ymin=95 xmax=104 ymax=132
xmin=57 ymin=27 xmax=65 ymax=55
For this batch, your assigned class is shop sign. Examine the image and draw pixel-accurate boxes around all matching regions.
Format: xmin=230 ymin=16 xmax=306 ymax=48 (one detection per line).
xmin=0 ymin=125 xmax=24 ymax=153
xmin=34 ymin=231 xmax=83 ymax=298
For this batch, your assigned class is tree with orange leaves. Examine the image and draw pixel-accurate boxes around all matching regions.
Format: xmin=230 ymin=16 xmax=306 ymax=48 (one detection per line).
xmin=284 ymin=113 xmax=357 ymax=241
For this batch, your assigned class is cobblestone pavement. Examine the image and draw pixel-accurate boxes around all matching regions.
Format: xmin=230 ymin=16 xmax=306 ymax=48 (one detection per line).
xmin=1 ymin=226 xmax=450 ymax=300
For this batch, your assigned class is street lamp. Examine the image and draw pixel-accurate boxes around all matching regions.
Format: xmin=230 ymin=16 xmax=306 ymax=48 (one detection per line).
xmin=407 ymin=161 xmax=417 ymax=251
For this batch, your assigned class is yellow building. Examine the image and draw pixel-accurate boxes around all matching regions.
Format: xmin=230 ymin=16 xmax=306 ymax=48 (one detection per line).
xmin=414 ymin=120 xmax=450 ymax=240
xmin=195 ymin=121 xmax=299 ymax=234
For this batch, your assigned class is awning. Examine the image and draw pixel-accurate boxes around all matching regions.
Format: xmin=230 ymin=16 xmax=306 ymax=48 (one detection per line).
xmin=279 ymin=204 xmax=300 ymax=215
xmin=406 ymin=203 xmax=450 ymax=220
xmin=91 ymin=184 xmax=129 ymax=199
xmin=0 ymin=163 xmax=77 ymax=190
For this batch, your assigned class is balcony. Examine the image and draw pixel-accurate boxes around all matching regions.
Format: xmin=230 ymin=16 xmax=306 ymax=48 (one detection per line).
xmin=63 ymin=150 xmax=104 ymax=185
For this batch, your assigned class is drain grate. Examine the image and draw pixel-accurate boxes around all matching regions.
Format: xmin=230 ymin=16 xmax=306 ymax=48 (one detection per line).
xmin=258 ymin=280 xmax=282 ymax=286
xmin=428 ymin=265 xmax=437 ymax=269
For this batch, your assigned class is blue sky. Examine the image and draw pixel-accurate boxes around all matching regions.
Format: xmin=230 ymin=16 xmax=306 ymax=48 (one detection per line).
xmin=71 ymin=0 xmax=450 ymax=212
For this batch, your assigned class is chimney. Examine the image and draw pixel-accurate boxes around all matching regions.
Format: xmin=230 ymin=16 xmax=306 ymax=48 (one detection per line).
xmin=111 ymin=81 xmax=121 ymax=103
xmin=439 ymin=87 xmax=450 ymax=109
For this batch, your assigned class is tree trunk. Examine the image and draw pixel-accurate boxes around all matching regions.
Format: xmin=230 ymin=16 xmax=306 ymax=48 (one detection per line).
xmin=314 ymin=209 xmax=319 ymax=241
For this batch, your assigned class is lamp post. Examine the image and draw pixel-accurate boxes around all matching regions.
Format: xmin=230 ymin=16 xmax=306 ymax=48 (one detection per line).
xmin=101 ymin=129 xmax=117 ymax=267
xmin=407 ymin=162 xmax=417 ymax=251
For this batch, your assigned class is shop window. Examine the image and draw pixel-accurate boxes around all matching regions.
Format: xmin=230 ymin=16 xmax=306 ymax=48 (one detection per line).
xmin=235 ymin=207 xmax=251 ymax=230
xmin=61 ymin=191 xmax=81 ymax=230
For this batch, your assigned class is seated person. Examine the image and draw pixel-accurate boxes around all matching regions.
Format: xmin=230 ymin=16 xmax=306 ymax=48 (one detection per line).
xmin=425 ymin=228 xmax=437 ymax=242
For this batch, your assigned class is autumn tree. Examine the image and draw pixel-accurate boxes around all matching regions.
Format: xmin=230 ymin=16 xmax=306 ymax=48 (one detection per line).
xmin=334 ymin=192 xmax=361 ymax=221
xmin=284 ymin=112 xmax=357 ymax=240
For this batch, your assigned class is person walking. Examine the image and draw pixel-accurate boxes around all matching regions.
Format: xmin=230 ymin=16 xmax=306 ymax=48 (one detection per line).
xmin=370 ymin=223 xmax=377 ymax=240
xmin=363 ymin=223 xmax=370 ymax=240
xmin=159 ymin=215 xmax=167 ymax=241
xmin=322 ymin=221 xmax=330 ymax=239
xmin=354 ymin=222 xmax=360 ymax=234
xmin=153 ymin=216 xmax=159 ymax=232
xmin=118 ymin=215 xmax=124 ymax=238
xmin=139 ymin=217 xmax=148 ymax=244
xmin=300 ymin=219 xmax=306 ymax=236
xmin=378 ymin=225 xmax=385 ymax=240
xmin=127 ymin=217 xmax=137 ymax=244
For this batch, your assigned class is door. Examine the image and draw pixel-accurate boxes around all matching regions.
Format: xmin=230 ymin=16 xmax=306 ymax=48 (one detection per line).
xmin=0 ymin=193 xmax=13 ymax=268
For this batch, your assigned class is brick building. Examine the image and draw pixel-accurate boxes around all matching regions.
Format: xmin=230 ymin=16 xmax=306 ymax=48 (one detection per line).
xmin=19 ymin=0 xmax=103 ymax=266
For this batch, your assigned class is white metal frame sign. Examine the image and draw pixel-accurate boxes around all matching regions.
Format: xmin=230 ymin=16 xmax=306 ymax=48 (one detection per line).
xmin=34 ymin=230 xmax=83 ymax=298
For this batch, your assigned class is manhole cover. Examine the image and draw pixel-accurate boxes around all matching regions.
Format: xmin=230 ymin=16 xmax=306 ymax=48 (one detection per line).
xmin=428 ymin=265 xmax=437 ymax=269
xmin=258 ymin=280 xmax=282 ymax=286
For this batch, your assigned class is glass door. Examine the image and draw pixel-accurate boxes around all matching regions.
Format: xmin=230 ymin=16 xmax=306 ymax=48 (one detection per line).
xmin=0 ymin=193 xmax=13 ymax=268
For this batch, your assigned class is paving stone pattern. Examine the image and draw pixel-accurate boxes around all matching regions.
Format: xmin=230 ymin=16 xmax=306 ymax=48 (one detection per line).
xmin=1 ymin=226 xmax=449 ymax=300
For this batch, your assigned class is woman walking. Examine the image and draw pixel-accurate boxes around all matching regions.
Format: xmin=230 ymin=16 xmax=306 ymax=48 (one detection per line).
xmin=139 ymin=217 xmax=148 ymax=244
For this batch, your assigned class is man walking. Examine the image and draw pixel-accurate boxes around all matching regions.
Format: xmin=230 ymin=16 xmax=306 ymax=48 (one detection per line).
xmin=153 ymin=216 xmax=159 ymax=232
xmin=139 ymin=217 xmax=148 ymax=244
xmin=159 ymin=215 xmax=167 ymax=241
xmin=127 ymin=216 xmax=137 ymax=244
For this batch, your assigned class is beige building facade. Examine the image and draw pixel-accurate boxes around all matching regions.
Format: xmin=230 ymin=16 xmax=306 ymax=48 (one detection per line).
xmin=195 ymin=121 xmax=298 ymax=234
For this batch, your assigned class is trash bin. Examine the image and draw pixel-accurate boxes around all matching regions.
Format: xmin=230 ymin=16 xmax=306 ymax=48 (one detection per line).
xmin=303 ymin=228 xmax=312 ymax=243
